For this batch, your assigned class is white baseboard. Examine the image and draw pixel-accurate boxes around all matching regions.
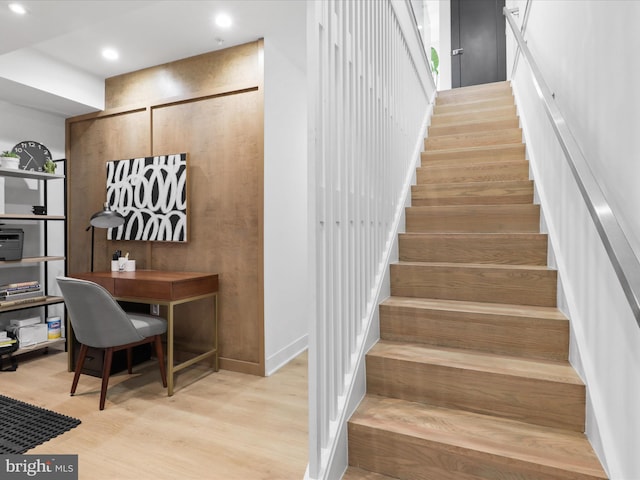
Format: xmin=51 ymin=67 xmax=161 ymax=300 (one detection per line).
xmin=265 ymin=334 xmax=308 ymax=376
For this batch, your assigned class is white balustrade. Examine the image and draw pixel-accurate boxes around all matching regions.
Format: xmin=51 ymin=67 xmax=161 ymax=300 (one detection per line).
xmin=307 ymin=1 xmax=435 ymax=477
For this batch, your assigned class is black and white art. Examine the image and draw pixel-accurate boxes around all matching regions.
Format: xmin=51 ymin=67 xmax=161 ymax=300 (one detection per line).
xmin=106 ymin=153 xmax=187 ymax=242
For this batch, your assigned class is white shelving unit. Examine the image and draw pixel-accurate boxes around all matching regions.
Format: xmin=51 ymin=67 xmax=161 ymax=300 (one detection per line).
xmin=0 ymin=161 xmax=66 ymax=355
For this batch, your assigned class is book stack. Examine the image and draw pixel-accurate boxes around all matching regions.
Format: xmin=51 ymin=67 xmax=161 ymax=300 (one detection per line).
xmin=0 ymin=331 xmax=17 ymax=348
xmin=0 ymin=281 xmax=46 ymax=307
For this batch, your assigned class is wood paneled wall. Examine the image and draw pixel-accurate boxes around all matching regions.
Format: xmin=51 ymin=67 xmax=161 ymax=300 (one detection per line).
xmin=65 ymin=41 xmax=265 ymax=375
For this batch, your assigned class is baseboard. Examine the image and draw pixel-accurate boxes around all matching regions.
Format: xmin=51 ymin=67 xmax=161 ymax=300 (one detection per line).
xmin=219 ymin=357 xmax=263 ymax=376
xmin=265 ymin=334 xmax=308 ymax=376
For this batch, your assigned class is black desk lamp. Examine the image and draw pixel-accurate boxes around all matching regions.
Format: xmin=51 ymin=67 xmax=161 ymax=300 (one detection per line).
xmin=86 ymin=203 xmax=125 ymax=272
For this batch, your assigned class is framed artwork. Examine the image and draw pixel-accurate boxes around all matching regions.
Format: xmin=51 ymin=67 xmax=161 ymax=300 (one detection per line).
xmin=106 ymin=153 xmax=187 ymax=242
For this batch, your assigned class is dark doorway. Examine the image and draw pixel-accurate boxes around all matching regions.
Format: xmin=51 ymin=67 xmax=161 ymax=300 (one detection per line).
xmin=451 ymin=0 xmax=506 ymax=88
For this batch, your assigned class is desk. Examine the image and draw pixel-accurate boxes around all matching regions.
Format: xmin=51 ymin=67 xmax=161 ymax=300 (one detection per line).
xmin=69 ymin=270 xmax=218 ymax=396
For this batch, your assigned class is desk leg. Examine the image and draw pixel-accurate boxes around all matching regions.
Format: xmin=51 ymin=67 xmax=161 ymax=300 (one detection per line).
xmin=213 ymin=293 xmax=219 ymax=372
xmin=167 ymin=302 xmax=175 ymax=396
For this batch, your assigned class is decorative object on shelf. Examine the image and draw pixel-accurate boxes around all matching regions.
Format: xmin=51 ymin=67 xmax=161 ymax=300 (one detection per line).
xmin=43 ymin=158 xmax=57 ymax=174
xmin=11 ymin=140 xmax=52 ymax=171
xmin=86 ymin=203 xmax=125 ymax=272
xmin=105 ymin=153 xmax=188 ymax=242
xmin=0 ymin=151 xmax=20 ymax=169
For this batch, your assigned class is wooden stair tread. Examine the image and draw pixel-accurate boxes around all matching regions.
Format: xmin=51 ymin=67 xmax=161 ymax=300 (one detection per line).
xmin=381 ymin=296 xmax=566 ymax=321
xmin=431 ymin=105 xmax=518 ymax=126
xmin=423 ymin=143 xmax=524 ymax=157
xmin=380 ymin=295 xmax=569 ymax=361
xmin=434 ymin=96 xmax=514 ymax=115
xmin=421 ymin=143 xmax=526 ymax=167
xmin=412 ymin=180 xmax=533 ymax=205
xmin=395 ymin=260 xmax=551 ymax=271
xmin=399 ymin=231 xmax=547 ymax=265
xmin=425 ymin=128 xmax=522 ymax=151
xmin=437 ymin=81 xmax=511 ymax=97
xmin=407 ymin=203 xmax=538 ymax=213
xmin=370 ymin=340 xmax=580 ymax=384
xmin=350 ymin=395 xmax=607 ymax=478
xmin=428 ymin=116 xmax=519 ymax=136
xmin=417 ymin=160 xmax=530 ymax=184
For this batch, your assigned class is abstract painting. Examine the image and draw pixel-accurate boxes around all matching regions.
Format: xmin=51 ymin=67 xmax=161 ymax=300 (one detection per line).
xmin=106 ymin=153 xmax=187 ymax=242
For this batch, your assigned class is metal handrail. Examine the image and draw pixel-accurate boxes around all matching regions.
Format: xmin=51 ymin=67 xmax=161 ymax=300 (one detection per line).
xmin=504 ymin=6 xmax=640 ymax=327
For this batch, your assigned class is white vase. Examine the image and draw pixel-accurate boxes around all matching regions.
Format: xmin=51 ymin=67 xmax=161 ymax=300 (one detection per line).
xmin=1 ymin=156 xmax=20 ymax=169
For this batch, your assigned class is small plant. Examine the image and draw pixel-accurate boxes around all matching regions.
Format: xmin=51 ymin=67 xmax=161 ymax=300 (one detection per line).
xmin=44 ymin=159 xmax=57 ymax=174
xmin=1 ymin=150 xmax=18 ymax=158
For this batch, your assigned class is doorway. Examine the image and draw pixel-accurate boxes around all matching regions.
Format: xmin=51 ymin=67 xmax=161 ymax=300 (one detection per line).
xmin=451 ymin=0 xmax=506 ymax=88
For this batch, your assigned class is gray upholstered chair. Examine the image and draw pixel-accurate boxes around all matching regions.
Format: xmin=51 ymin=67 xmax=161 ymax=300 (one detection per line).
xmin=56 ymin=276 xmax=167 ymax=410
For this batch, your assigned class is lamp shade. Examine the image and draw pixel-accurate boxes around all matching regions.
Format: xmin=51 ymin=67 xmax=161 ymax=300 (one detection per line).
xmin=89 ymin=203 xmax=125 ymax=229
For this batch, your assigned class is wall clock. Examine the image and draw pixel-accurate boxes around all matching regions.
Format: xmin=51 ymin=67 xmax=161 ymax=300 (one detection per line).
xmin=11 ymin=141 xmax=52 ymax=171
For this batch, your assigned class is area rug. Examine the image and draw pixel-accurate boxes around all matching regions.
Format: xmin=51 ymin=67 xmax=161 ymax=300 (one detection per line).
xmin=0 ymin=394 xmax=81 ymax=454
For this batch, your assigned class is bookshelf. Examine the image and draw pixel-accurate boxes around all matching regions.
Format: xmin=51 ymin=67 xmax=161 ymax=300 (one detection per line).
xmin=0 ymin=160 xmax=66 ymax=355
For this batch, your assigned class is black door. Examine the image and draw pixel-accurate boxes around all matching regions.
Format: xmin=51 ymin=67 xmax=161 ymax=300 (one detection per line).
xmin=451 ymin=0 xmax=506 ymax=88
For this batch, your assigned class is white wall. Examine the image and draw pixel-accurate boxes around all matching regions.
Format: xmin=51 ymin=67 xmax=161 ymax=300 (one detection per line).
xmin=438 ymin=0 xmax=452 ymax=90
xmin=263 ymin=38 xmax=308 ymax=375
xmin=505 ymin=1 xmax=640 ymax=477
xmin=0 ymin=101 xmax=65 ymax=158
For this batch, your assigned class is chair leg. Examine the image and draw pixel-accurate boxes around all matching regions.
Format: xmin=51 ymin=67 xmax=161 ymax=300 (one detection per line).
xmin=99 ymin=348 xmax=114 ymax=410
xmin=71 ymin=344 xmax=89 ymax=395
xmin=153 ymin=335 xmax=167 ymax=388
xmin=127 ymin=347 xmax=133 ymax=374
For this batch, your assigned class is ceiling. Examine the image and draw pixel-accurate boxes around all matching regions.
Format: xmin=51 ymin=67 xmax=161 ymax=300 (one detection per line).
xmin=0 ymin=0 xmax=306 ymax=116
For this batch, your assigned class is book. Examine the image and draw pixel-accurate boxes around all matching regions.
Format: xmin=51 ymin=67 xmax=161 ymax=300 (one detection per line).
xmin=0 ymin=338 xmax=17 ymax=347
xmin=0 ymin=280 xmax=39 ymax=290
xmin=0 ymin=290 xmax=43 ymax=301
xmin=0 ymin=296 xmax=47 ymax=308
xmin=0 ymin=285 xmax=42 ymax=296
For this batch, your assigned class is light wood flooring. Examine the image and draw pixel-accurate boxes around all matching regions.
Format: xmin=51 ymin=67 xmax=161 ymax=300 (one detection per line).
xmin=1 ymin=347 xmax=308 ymax=479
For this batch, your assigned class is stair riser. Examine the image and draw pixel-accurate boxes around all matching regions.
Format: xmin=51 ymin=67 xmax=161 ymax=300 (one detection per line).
xmin=425 ymin=129 xmax=522 ymax=151
xmin=429 ymin=117 xmax=520 ymax=137
xmin=365 ymin=356 xmax=585 ymax=432
xmin=434 ymin=96 xmax=514 ymax=115
xmin=399 ymin=234 xmax=547 ymax=265
xmin=411 ymin=181 xmax=534 ymax=206
xmin=436 ymin=86 xmax=513 ymax=106
xmin=437 ymin=81 xmax=511 ymax=98
xmin=348 ymin=424 xmax=603 ymax=480
xmin=421 ymin=144 xmax=525 ymax=166
xmin=406 ymin=205 xmax=541 ymax=234
xmin=417 ymin=161 xmax=530 ymax=185
xmin=390 ymin=264 xmax=557 ymax=307
xmin=431 ymin=105 xmax=517 ymax=126
xmin=379 ymin=303 xmax=568 ymax=361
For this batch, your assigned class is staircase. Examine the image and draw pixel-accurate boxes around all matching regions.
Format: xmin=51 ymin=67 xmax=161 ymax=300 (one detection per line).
xmin=344 ymin=82 xmax=608 ymax=479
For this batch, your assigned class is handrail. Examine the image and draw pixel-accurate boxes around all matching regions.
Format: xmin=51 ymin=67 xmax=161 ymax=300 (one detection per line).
xmin=504 ymin=7 xmax=640 ymax=327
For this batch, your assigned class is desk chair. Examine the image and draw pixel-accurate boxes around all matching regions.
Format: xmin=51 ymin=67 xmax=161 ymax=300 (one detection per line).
xmin=56 ymin=276 xmax=168 ymax=410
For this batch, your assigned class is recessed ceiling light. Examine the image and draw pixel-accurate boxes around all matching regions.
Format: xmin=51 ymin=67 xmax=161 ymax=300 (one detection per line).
xmin=102 ymin=48 xmax=119 ymax=61
xmin=215 ymin=13 xmax=232 ymax=28
xmin=8 ymin=3 xmax=27 ymax=15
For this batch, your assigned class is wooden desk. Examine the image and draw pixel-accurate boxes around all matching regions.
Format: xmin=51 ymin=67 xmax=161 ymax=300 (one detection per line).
xmin=69 ymin=270 xmax=219 ymax=396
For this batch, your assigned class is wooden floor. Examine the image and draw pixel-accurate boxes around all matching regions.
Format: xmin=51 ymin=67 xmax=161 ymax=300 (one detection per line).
xmin=2 ymin=347 xmax=308 ymax=479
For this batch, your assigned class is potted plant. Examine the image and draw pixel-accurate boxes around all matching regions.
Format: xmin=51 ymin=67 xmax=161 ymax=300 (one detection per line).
xmin=44 ymin=158 xmax=56 ymax=174
xmin=0 ymin=151 xmax=20 ymax=169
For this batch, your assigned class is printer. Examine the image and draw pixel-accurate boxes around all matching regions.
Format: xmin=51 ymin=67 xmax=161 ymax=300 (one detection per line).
xmin=0 ymin=228 xmax=24 ymax=261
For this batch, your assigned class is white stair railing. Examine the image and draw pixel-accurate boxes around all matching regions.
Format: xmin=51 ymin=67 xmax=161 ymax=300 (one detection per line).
xmin=306 ymin=1 xmax=436 ymax=478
